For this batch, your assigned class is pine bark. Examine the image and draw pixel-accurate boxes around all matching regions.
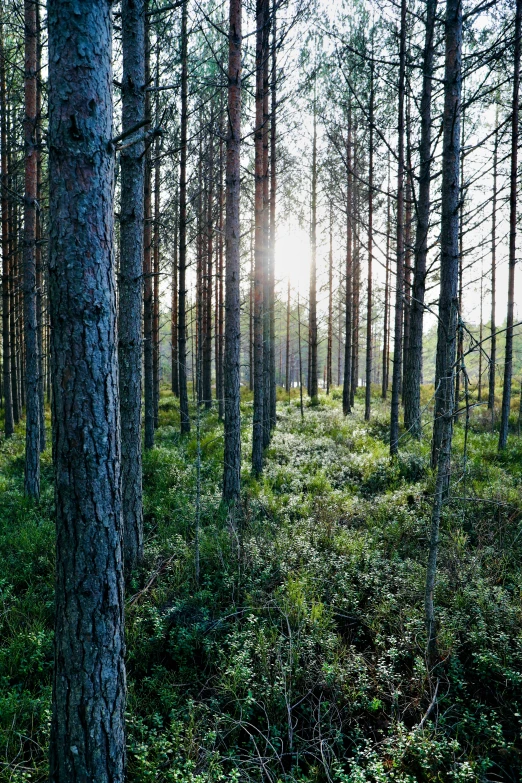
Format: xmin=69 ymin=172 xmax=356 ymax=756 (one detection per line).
xmin=269 ymin=1 xmax=277 ymax=431
xmin=143 ymin=21 xmax=154 ymax=449
xmin=365 ymin=64 xmax=374 ymax=421
xmin=309 ymin=98 xmax=318 ymax=403
xmin=403 ymin=0 xmax=437 ymax=436
xmin=171 ymin=210 xmax=179 ymax=395
xmin=47 ymin=0 xmax=126 ymax=778
xmin=252 ymin=0 xmax=266 ymax=476
xmin=488 ymin=111 xmax=498 ymax=413
xmin=425 ymin=0 xmax=462 ymax=654
xmin=118 ymin=0 xmax=145 ymax=571
xmin=0 ymin=14 xmax=14 ymax=438
xmin=23 ymin=0 xmax=41 ymax=497
xmin=223 ymin=0 xmax=242 ymax=502
xmin=343 ymin=117 xmax=353 ymax=415
xmin=498 ymin=0 xmax=521 ymax=451
xmin=390 ymin=0 xmax=407 ymax=456
xmin=178 ymin=0 xmax=190 ymax=433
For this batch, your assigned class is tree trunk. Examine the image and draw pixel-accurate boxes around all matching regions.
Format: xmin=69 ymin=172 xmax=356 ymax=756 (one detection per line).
xmin=171 ymin=210 xmax=179 ymax=395
xmin=23 ymin=0 xmax=41 ymax=497
xmin=118 ymin=0 xmax=145 ymax=571
xmin=216 ymin=128 xmax=225 ymax=421
xmin=309 ymin=95 xmax=318 ymax=403
xmin=403 ymin=0 xmax=437 ymax=436
xmin=285 ymin=277 xmax=291 ymax=393
xmin=425 ymin=0 xmax=462 ymax=656
xmin=327 ymin=205 xmax=333 ymax=395
xmin=47 ymin=1 xmax=126 ymax=778
xmin=365 ymin=63 xmax=374 ymax=421
xmin=390 ymin=0 xmax=407 ymax=456
xmin=223 ymin=0 xmax=242 ymax=503
xmin=178 ymin=0 xmax=190 ymax=434
xmin=153 ymin=66 xmax=161 ymax=426
xmin=252 ymin=0 xmax=267 ymax=476
xmin=382 ymin=148 xmax=391 ymax=399
xmin=269 ymin=0 xmax=277 ymax=431
xmin=143 ymin=19 xmax=154 ymax=449
xmin=498 ymin=0 xmax=521 ymax=451
xmin=343 ymin=115 xmax=352 ymax=415
xmin=36 ymin=0 xmax=45 ymax=450
xmin=488 ymin=107 xmax=498 ymax=414
xmin=0 ymin=15 xmax=14 ymax=438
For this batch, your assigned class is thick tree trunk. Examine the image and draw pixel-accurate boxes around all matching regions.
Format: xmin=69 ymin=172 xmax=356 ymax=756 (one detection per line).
xmin=252 ymin=0 xmax=266 ymax=476
xmin=390 ymin=0 xmax=407 ymax=456
xmin=47 ymin=0 xmax=126 ymax=778
xmin=425 ymin=0 xmax=462 ymax=655
xmin=223 ymin=0 xmax=242 ymax=503
xmin=23 ymin=0 xmax=41 ymax=497
xmin=118 ymin=0 xmax=145 ymax=571
xmin=431 ymin=0 xmax=461 ymax=467
xmin=343 ymin=117 xmax=352 ymax=415
xmin=178 ymin=0 xmax=190 ymax=434
xmin=403 ymin=0 xmax=437 ymax=436
xmin=498 ymin=0 xmax=521 ymax=451
xmin=0 ymin=16 xmax=14 ymax=438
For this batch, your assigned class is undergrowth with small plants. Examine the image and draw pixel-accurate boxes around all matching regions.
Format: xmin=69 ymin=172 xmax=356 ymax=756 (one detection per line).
xmin=1 ymin=386 xmax=522 ymax=782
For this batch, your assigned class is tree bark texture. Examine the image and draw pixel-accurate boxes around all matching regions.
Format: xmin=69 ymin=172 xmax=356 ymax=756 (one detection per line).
xmin=23 ymin=0 xmax=41 ymax=497
xmin=343 ymin=118 xmax=353 ymax=415
xmin=118 ymin=0 xmax=145 ymax=571
xmin=47 ymin=0 xmax=126 ymax=778
xmin=252 ymin=0 xmax=266 ymax=476
xmin=143 ymin=21 xmax=154 ymax=449
xmin=403 ymin=0 xmax=437 ymax=437
xmin=390 ymin=0 xmax=407 ymax=456
xmin=488 ymin=111 xmax=498 ymax=413
xmin=0 ymin=15 xmax=14 ymax=438
xmin=365 ymin=64 xmax=374 ymax=422
xmin=223 ymin=0 xmax=242 ymax=503
xmin=430 ymin=0 xmax=462 ymax=469
xmin=309 ymin=98 xmax=318 ymax=403
xmin=178 ymin=0 xmax=190 ymax=434
xmin=498 ymin=0 xmax=521 ymax=451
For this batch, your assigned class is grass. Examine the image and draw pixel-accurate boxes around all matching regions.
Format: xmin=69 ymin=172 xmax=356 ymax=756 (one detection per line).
xmin=1 ymin=386 xmax=522 ymax=781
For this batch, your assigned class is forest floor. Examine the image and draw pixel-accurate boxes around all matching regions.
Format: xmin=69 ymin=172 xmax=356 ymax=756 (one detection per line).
xmin=1 ymin=387 xmax=522 ymax=782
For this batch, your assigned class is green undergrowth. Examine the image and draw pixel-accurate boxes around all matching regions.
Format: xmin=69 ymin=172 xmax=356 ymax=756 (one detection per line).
xmin=1 ymin=388 xmax=522 ymax=781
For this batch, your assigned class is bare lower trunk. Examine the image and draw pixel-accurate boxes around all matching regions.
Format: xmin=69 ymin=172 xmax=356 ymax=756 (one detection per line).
xmin=118 ymin=0 xmax=145 ymax=571
xmin=143 ymin=22 xmax=154 ymax=449
xmin=178 ymin=0 xmax=190 ymax=434
xmin=488 ymin=110 xmax=498 ymax=413
xmin=343 ymin=117 xmax=352 ymax=414
xmin=47 ymin=1 xmax=126 ymax=778
xmin=0 ymin=17 xmax=14 ymax=438
xmin=23 ymin=0 xmax=41 ymax=498
xmin=252 ymin=0 xmax=267 ymax=476
xmin=223 ymin=0 xmax=242 ymax=503
xmin=390 ymin=0 xmax=407 ymax=456
xmin=498 ymin=0 xmax=521 ymax=451
xmin=403 ymin=0 xmax=437 ymax=436
xmin=309 ymin=97 xmax=318 ymax=403
xmin=425 ymin=0 xmax=462 ymax=656
xmin=365 ymin=65 xmax=374 ymax=421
